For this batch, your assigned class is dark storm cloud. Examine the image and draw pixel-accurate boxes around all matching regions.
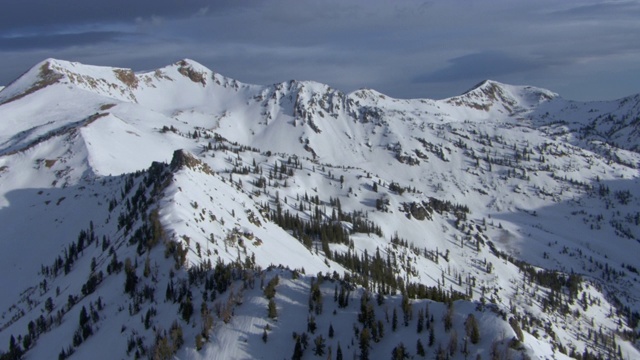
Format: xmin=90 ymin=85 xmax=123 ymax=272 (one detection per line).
xmin=413 ymin=52 xmax=548 ymax=83
xmin=0 ymin=0 xmax=248 ymax=32
xmin=0 ymin=31 xmax=124 ymax=50
xmin=0 ymin=0 xmax=639 ymax=101
xmin=547 ymin=1 xmax=640 ymax=18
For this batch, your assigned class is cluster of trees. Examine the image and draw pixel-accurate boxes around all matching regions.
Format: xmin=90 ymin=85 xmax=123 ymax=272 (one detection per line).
xmin=39 ymin=223 xmax=98 ymax=279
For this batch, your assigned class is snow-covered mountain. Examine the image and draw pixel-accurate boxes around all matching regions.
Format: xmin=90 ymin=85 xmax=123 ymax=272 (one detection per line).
xmin=0 ymin=59 xmax=639 ymax=360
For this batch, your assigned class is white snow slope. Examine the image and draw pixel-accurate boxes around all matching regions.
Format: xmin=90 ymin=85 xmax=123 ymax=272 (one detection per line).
xmin=0 ymin=59 xmax=639 ymax=360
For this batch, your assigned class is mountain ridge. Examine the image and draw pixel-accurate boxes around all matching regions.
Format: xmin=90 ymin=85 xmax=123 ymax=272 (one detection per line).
xmin=0 ymin=58 xmax=567 ymax=105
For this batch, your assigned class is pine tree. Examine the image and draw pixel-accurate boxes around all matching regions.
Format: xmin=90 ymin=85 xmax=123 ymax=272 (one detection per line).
xmin=124 ymin=257 xmax=137 ymax=295
xmin=509 ymin=317 xmax=524 ymax=342
xmin=165 ymin=281 xmax=174 ymax=302
xmin=465 ymin=314 xmax=480 ymax=344
xmin=44 ymin=297 xmax=54 ymax=313
xmin=416 ymin=339 xmax=425 ymax=357
xmin=195 ymin=334 xmax=205 ymax=350
xmin=180 ymin=296 xmax=193 ymax=323
xmin=143 ymin=256 xmax=151 ymax=277
xmin=292 ymin=338 xmax=304 ymax=360
xmin=401 ymin=294 xmax=412 ymax=326
xmin=79 ymin=306 xmax=89 ymax=328
xmin=268 ymin=299 xmax=277 ymax=318
xmin=448 ymin=330 xmax=458 ymax=356
xmin=307 ymin=315 xmax=317 ymax=333
xmin=8 ymin=335 xmax=23 ymax=360
xmin=428 ymin=327 xmax=435 ymax=347
xmin=392 ymin=307 xmax=398 ymax=332
xmin=391 ymin=342 xmax=409 ymax=359
xmin=359 ymin=327 xmax=371 ymax=360
xmin=443 ymin=302 xmax=454 ymax=332
xmin=313 ymin=335 xmax=326 ymax=356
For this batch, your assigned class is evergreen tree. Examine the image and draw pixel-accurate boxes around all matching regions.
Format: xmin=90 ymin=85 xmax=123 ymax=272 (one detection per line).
xmin=428 ymin=327 xmax=435 ymax=347
xmin=180 ymin=296 xmax=193 ymax=323
xmin=22 ymin=334 xmax=32 ymax=351
xmin=313 ymin=335 xmax=326 ymax=356
xmin=448 ymin=330 xmax=458 ymax=356
xmin=307 ymin=315 xmax=317 ymax=333
xmin=391 ymin=342 xmax=409 ymax=359
xmin=359 ymin=327 xmax=371 ymax=360
xmin=465 ymin=314 xmax=480 ymax=344
xmin=79 ymin=306 xmax=89 ymax=328
xmin=401 ymin=294 xmax=412 ymax=326
xmin=292 ymin=338 xmax=303 ymax=360
xmin=392 ymin=308 xmax=398 ymax=332
xmin=7 ymin=335 xmax=23 ymax=360
xmin=268 ymin=299 xmax=277 ymax=319
xmin=443 ymin=302 xmax=454 ymax=332
xmin=124 ymin=257 xmax=137 ymax=295
xmin=165 ymin=281 xmax=174 ymax=302
xmin=416 ymin=339 xmax=425 ymax=357
xmin=509 ymin=317 xmax=524 ymax=342
xmin=44 ymin=297 xmax=54 ymax=313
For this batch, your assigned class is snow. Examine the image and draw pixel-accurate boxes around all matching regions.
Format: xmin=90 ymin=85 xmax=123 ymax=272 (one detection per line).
xmin=0 ymin=58 xmax=639 ymax=359
xmin=80 ymin=113 xmax=176 ymax=176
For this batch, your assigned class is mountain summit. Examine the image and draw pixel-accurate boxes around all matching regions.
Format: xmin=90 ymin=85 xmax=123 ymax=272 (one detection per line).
xmin=0 ymin=59 xmax=639 ymax=360
xmin=445 ymin=79 xmax=558 ymax=114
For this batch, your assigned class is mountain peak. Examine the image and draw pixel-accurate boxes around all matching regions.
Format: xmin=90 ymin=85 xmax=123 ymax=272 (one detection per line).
xmin=462 ymin=79 xmax=502 ymax=94
xmin=0 ymin=59 xmax=65 ymax=104
xmin=0 ymin=58 xmax=143 ymax=105
xmin=462 ymin=79 xmax=556 ymax=99
xmin=173 ymin=58 xmax=208 ymax=70
xmin=446 ymin=79 xmax=558 ymax=113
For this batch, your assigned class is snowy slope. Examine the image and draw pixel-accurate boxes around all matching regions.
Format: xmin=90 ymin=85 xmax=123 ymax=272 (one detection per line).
xmin=0 ymin=59 xmax=639 ymax=360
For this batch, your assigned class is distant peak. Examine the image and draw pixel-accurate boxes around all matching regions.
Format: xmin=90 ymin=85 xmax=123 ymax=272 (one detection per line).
xmin=450 ymin=79 xmax=558 ymax=112
xmin=174 ymin=58 xmax=207 ymax=69
xmin=0 ymin=59 xmax=65 ymax=105
xmin=349 ymin=88 xmax=390 ymax=101
xmin=461 ymin=79 xmax=506 ymax=96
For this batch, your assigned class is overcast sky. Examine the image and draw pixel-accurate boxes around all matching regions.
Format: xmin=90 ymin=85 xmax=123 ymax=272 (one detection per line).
xmin=1 ymin=0 xmax=639 ymax=100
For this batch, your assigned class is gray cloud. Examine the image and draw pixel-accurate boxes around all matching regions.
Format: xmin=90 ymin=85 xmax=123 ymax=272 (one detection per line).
xmin=413 ymin=52 xmax=551 ymax=83
xmin=0 ymin=0 xmax=639 ymax=101
xmin=0 ymin=31 xmax=125 ymax=50
xmin=547 ymin=1 xmax=640 ymax=18
xmin=0 ymin=0 xmax=251 ymax=33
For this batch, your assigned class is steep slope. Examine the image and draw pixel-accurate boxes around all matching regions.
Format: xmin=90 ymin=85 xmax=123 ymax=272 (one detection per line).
xmin=0 ymin=59 xmax=639 ymax=360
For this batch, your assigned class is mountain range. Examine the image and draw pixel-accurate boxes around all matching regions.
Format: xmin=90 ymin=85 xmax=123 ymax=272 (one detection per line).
xmin=0 ymin=58 xmax=639 ymax=360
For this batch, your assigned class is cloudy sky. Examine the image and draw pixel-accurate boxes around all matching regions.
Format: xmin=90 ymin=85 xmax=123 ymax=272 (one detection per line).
xmin=1 ymin=0 xmax=639 ymax=100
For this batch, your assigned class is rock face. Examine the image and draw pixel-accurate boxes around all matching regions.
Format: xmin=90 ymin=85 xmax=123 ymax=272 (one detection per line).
xmin=177 ymin=60 xmax=207 ymax=86
xmin=170 ymin=149 xmax=214 ymax=175
xmin=403 ymin=201 xmax=432 ymax=220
